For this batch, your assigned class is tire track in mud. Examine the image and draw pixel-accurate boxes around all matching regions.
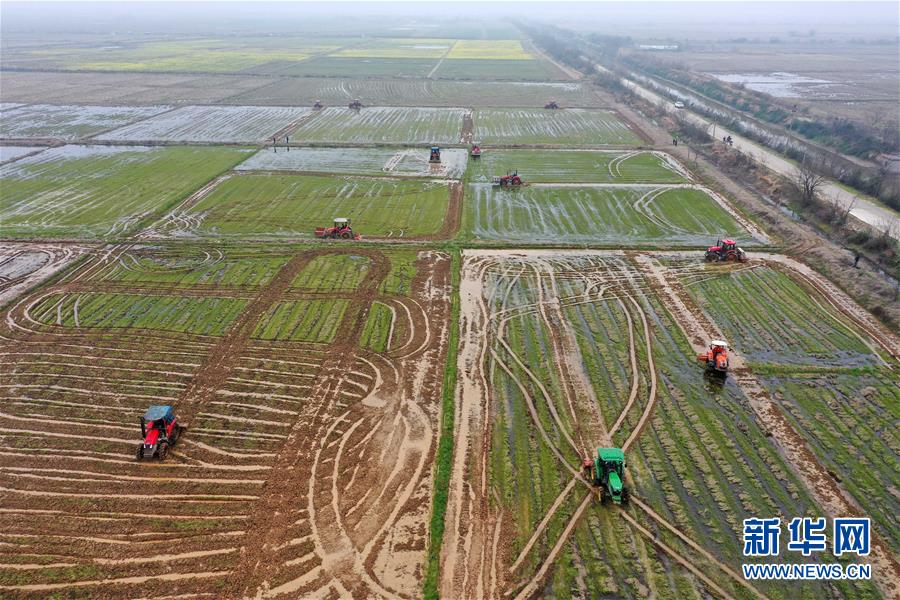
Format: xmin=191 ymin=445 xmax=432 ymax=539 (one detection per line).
xmin=232 ymin=250 xmax=451 ymax=599
xmin=454 ymin=252 xmax=770 ymax=600
xmin=228 ymin=249 xmax=390 ymax=598
xmin=634 ymin=253 xmax=900 ymax=598
xmin=170 ymin=251 xmax=316 ymax=429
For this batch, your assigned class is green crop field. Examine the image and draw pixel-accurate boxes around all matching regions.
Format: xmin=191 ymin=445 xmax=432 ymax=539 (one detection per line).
xmin=253 ymin=299 xmax=349 ymax=343
xmin=474 ymin=108 xmax=641 ymax=145
xmin=460 ymin=253 xmax=874 ymax=600
xmin=165 ymin=173 xmax=451 ymax=239
xmin=0 ymin=145 xmax=252 ymax=239
xmin=681 ymin=261 xmax=899 ymax=553
xmin=30 ymin=292 xmax=247 ymax=335
xmin=1 ymin=37 xmax=352 ymax=74
xmin=360 ymin=301 xmax=394 ymax=352
xmin=469 ymin=150 xmax=690 ymax=184
xmin=290 ymin=106 xmax=466 ymax=144
xmin=291 ymin=254 xmax=372 ymax=292
xmin=93 ymin=249 xmax=290 ymax=288
xmin=687 ymin=266 xmax=875 ymax=367
xmin=468 ymin=184 xmax=750 ymax=244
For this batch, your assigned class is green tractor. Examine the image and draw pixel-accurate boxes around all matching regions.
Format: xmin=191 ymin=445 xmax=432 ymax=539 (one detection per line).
xmin=583 ymin=447 xmax=628 ymax=505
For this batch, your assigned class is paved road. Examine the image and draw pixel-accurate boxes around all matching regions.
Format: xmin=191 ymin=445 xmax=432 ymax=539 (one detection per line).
xmin=600 ymin=65 xmax=900 ymax=241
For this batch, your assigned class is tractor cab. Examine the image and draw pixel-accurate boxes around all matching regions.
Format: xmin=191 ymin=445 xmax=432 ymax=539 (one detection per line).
xmin=429 ymin=146 xmax=441 ymax=163
xmin=590 ymin=447 xmax=628 ymax=504
xmin=137 ymin=405 xmax=180 ymax=461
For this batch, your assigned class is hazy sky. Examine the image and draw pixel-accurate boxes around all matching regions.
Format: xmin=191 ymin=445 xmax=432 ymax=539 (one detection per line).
xmin=2 ymin=1 xmax=898 ymax=39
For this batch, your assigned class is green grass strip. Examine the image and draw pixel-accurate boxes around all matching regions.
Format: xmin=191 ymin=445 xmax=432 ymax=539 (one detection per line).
xmin=423 ymin=248 xmax=460 ymax=600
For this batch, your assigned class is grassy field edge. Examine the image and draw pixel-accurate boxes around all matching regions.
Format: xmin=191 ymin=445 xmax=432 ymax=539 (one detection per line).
xmin=423 ymin=247 xmax=461 ymax=600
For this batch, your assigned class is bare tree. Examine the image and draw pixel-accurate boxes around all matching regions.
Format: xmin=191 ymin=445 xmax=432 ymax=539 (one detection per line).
xmin=828 ymin=195 xmax=857 ymax=228
xmin=794 ymin=160 xmax=826 ymax=207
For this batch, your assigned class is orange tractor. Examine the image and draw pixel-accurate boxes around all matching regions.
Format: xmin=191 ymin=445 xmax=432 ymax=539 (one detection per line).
xmin=705 ymin=238 xmax=747 ymax=262
xmin=315 ymin=218 xmax=360 ymax=240
xmin=698 ymin=340 xmax=730 ymax=375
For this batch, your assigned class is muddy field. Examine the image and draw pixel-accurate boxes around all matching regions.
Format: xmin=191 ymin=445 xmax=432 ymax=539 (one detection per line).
xmin=0 ymin=245 xmax=451 ymax=597
xmin=2 ymin=23 xmax=898 ymax=600
xmin=289 ymin=107 xmax=469 ymax=145
xmin=236 ymin=146 xmax=469 ymax=179
xmin=443 ymin=249 xmax=897 ymax=599
xmin=96 ymin=105 xmax=313 ymax=144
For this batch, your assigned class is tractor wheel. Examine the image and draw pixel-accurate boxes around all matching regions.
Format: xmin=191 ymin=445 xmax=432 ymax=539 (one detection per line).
xmin=340 ymin=231 xmax=353 ymax=239
xmin=621 ymin=488 xmax=630 ymax=505
xmin=170 ymin=425 xmax=181 ymax=445
xmin=135 ymin=445 xmax=144 ymax=461
xmin=704 ymin=252 xmax=715 ymax=262
xmin=726 ymin=252 xmax=738 ymax=262
xmin=158 ymin=443 xmax=168 ymax=461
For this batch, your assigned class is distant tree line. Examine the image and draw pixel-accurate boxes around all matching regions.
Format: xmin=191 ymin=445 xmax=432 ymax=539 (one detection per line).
xmin=622 ymin=53 xmax=899 ymax=161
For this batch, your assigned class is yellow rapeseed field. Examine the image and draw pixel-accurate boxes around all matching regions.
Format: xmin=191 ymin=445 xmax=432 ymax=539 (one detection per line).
xmin=446 ymin=40 xmax=533 ymax=60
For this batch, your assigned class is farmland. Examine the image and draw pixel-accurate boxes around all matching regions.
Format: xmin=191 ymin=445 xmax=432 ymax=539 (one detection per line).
xmin=467 ymin=184 xmax=754 ymax=244
xmin=443 ymin=250 xmax=892 ymax=599
xmin=0 ymin=104 xmax=170 ymax=140
xmin=0 ymin=70 xmax=597 ymax=108
xmin=474 ymin=108 xmax=643 ymax=145
xmin=0 ymin=36 xmax=352 ymax=74
xmin=289 ymin=106 xmax=467 ymax=144
xmin=97 ymin=105 xmax=312 ymax=143
xmin=469 ymin=149 xmax=690 ymax=183
xmin=0 ymin=145 xmax=45 ymax=162
xmin=0 ymin=245 xmax=452 ymax=597
xmin=2 ymin=15 xmax=899 ymax=600
xmin=0 ymin=145 xmax=252 ymax=239
xmin=679 ymin=260 xmax=899 ymax=552
xmin=151 ymin=173 xmax=456 ymax=239
xmin=236 ymin=146 xmax=468 ymax=178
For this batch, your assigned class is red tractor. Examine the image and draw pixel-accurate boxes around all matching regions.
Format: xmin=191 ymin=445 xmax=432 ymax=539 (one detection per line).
xmin=136 ymin=405 xmax=181 ymax=461
xmin=470 ymin=143 xmax=482 ymax=159
xmin=492 ymin=171 xmax=523 ymax=187
xmin=315 ymin=218 xmax=360 ymax=240
xmin=544 ymin=100 xmax=560 ymax=109
xmin=698 ymin=340 xmax=730 ymax=375
xmin=429 ymin=146 xmax=441 ymax=163
xmin=705 ymin=238 xmax=747 ymax=263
